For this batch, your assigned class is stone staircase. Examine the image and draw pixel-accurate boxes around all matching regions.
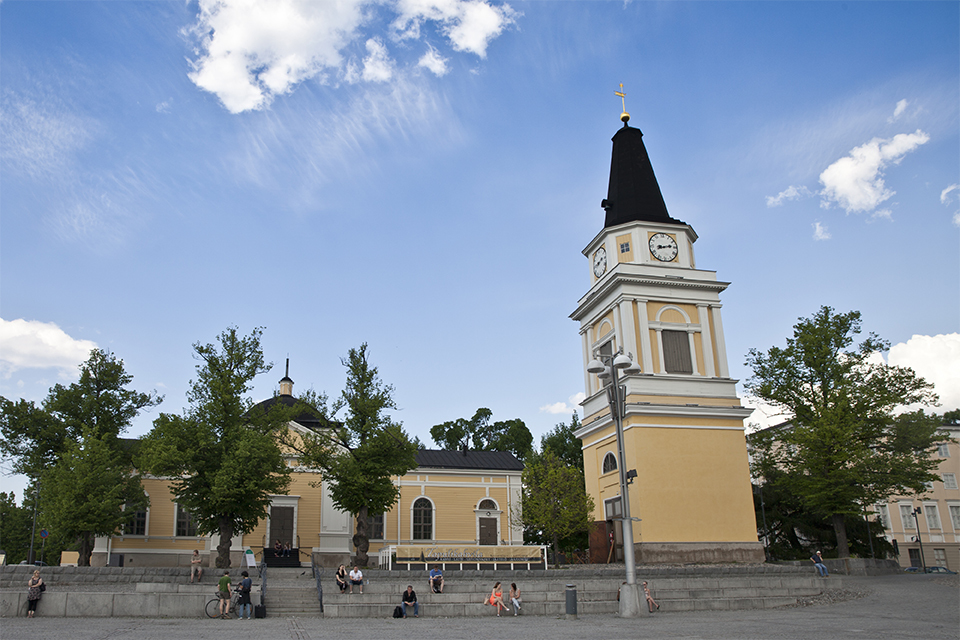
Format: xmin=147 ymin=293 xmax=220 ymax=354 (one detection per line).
xmin=259 ymin=566 xmax=836 ymax=618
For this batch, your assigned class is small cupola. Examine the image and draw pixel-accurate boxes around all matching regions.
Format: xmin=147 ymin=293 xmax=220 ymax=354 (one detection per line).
xmin=279 ymin=358 xmax=294 ymax=397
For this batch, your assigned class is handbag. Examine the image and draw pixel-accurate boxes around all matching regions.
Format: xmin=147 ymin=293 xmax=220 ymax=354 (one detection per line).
xmin=39 ymin=583 xmax=46 ymax=592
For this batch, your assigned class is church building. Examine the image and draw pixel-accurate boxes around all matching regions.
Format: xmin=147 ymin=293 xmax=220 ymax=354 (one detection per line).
xmin=571 ymin=107 xmax=763 ymax=564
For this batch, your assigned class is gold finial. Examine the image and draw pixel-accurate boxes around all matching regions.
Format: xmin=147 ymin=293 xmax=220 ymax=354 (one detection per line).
xmin=615 ymin=82 xmax=630 ymax=125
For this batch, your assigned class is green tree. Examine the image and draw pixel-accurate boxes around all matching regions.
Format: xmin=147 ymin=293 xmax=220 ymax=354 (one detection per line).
xmin=516 ymin=451 xmax=595 ymax=562
xmin=540 ymin=412 xmax=583 ymax=471
xmin=41 ymin=434 xmax=147 ymax=564
xmin=430 ymin=408 xmax=534 ymax=461
xmin=0 ymin=349 xmax=160 ymax=566
xmin=291 ymin=344 xmax=418 ymax=566
xmin=138 ymin=327 xmax=293 ymax=568
xmin=0 ymin=491 xmax=32 ymax=565
xmin=745 ymin=306 xmax=942 ymax=558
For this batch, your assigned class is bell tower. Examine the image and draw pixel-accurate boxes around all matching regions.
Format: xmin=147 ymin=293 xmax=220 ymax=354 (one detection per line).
xmin=571 ymin=104 xmax=762 ymax=564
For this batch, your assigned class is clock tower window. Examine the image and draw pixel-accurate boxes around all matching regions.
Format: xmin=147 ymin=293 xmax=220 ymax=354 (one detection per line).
xmin=662 ymin=330 xmax=693 ymax=374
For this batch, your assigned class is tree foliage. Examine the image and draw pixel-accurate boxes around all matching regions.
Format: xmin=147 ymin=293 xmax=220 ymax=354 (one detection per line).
xmin=745 ymin=307 xmax=942 ymax=558
xmin=138 ymin=327 xmax=293 ymax=568
xmin=0 ymin=349 xmax=159 ymax=565
xmin=289 ymin=344 xmax=418 ymax=566
xmin=540 ymin=412 xmax=583 ymax=472
xmin=516 ymin=451 xmax=594 ymax=562
xmin=0 ymin=491 xmax=32 ymax=565
xmin=430 ymin=408 xmax=533 ymax=462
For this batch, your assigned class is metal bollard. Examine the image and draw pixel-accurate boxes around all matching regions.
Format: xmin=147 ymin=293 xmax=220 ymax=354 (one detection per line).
xmin=565 ymin=584 xmax=577 ymax=619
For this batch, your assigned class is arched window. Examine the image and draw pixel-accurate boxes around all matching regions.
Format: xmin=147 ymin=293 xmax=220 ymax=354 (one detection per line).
xmin=412 ymin=498 xmax=433 ymax=540
xmin=478 ymin=499 xmax=497 ymax=510
xmin=602 ymin=452 xmax=618 ymax=474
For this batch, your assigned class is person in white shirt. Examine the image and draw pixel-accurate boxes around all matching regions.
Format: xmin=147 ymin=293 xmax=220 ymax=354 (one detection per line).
xmin=349 ymin=566 xmax=363 ymax=594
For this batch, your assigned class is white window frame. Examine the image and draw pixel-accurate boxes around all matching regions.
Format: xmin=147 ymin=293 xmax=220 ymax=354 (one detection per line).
xmin=174 ymin=504 xmax=198 ymax=538
xmin=874 ymin=504 xmax=891 ymax=530
xmin=651 ymin=306 xmax=700 ymax=376
xmin=924 ymin=503 xmax=942 ymax=530
xmin=937 ymin=443 xmax=951 ymax=458
xmin=410 ymin=496 xmax=435 ymax=542
xmin=899 ymin=503 xmax=916 ymax=531
xmin=943 ymin=473 xmax=958 ymax=490
xmin=933 ymin=548 xmax=947 ymax=567
xmin=948 ymin=503 xmax=960 ymax=531
xmin=601 ymin=452 xmax=618 ymax=475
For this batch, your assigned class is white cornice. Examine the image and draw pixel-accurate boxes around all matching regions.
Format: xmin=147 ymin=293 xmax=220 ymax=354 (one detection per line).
xmin=574 ymin=402 xmax=753 ymax=441
xmin=571 ymin=268 xmax=729 ymax=321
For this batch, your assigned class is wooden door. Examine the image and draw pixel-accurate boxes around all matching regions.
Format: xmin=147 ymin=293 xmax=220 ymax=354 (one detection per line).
xmin=479 ymin=518 xmax=498 ymax=545
xmin=270 ymin=506 xmax=294 ymax=549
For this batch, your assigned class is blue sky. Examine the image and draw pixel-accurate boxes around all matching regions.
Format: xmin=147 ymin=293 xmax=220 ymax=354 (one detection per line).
xmin=2 ymin=1 xmax=958 ymax=502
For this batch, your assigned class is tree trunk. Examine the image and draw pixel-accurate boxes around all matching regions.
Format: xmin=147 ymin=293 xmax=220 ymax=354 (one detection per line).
xmin=831 ymin=513 xmax=850 ymax=558
xmin=353 ymin=505 xmax=370 ymax=566
xmin=77 ymin=532 xmax=95 ymax=566
xmin=552 ymin=534 xmax=560 ymax=566
xmin=216 ymin=516 xmax=233 ymax=568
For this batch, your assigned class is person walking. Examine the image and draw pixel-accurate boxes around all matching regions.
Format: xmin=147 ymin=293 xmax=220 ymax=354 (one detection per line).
xmin=509 ymin=583 xmax=522 ymax=616
xmin=488 ymin=582 xmax=506 ymax=617
xmin=217 ymin=570 xmax=232 ymax=618
xmin=401 ymin=585 xmax=419 ymax=618
xmin=811 ymin=551 xmax=829 ymax=577
xmin=236 ymin=570 xmax=253 ymax=620
xmin=642 ymin=581 xmax=660 ymax=613
xmin=26 ymin=570 xmax=44 ymax=618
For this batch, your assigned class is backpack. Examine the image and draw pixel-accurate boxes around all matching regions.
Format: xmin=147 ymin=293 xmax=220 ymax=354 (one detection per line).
xmin=393 ymin=605 xmax=404 ymax=618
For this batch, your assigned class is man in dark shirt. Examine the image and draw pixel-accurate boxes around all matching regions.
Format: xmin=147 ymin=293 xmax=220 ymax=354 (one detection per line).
xmin=401 ymin=585 xmax=419 ymax=618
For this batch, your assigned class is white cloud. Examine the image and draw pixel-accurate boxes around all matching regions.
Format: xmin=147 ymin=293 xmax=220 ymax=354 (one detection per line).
xmin=540 ymin=392 xmax=585 ymax=415
xmin=812 ymin=221 xmax=830 ymax=241
xmin=766 ymin=185 xmax=812 ymax=207
xmin=361 ymin=38 xmax=395 ymax=82
xmin=819 ymin=129 xmax=930 ymax=213
xmin=887 ymin=334 xmax=960 ymax=412
xmin=953 ymin=212 xmax=960 ymax=228
xmin=185 ymin=0 xmax=515 ymax=113
xmin=940 ymin=183 xmax=959 ymax=205
xmin=0 ymin=318 xmax=97 ymax=378
xmin=393 ymin=0 xmax=518 ymax=58
xmin=155 ymin=101 xmax=171 ymax=113
xmin=888 ymin=98 xmax=908 ymax=123
xmin=418 ymin=45 xmax=449 ymax=76
xmin=869 ymin=208 xmax=893 ymax=222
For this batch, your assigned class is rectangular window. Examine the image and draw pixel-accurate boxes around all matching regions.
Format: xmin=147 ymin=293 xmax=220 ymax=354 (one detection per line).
xmin=934 ymin=549 xmax=947 ymax=567
xmin=620 ymin=242 xmax=630 ymax=254
xmin=943 ymin=473 xmax=958 ymax=490
xmin=938 ymin=443 xmax=951 ymax=457
xmin=949 ymin=505 xmax=960 ymax=530
xmin=126 ymin=508 xmax=147 ymax=536
xmin=176 ymin=505 xmax=198 ymax=537
xmin=662 ymin=330 xmax=692 ymax=374
xmin=875 ymin=504 xmax=891 ymax=529
xmin=924 ymin=504 xmax=941 ymax=530
xmin=900 ymin=504 xmax=916 ymax=530
xmin=369 ymin=513 xmax=384 ymax=540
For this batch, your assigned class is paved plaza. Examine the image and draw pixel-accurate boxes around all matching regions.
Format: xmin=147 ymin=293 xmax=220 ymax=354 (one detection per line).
xmin=2 ymin=574 xmax=957 ymax=640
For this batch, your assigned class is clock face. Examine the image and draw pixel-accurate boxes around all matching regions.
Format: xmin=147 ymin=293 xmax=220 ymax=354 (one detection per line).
xmin=648 ymin=233 xmax=678 ymax=262
xmin=593 ymin=247 xmax=608 ymax=277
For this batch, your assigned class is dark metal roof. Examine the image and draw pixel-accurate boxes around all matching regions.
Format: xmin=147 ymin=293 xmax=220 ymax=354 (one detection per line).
xmin=250 ymin=394 xmax=330 ymax=432
xmin=602 ymin=124 xmax=685 ymax=228
xmin=415 ymin=449 xmax=524 ymax=471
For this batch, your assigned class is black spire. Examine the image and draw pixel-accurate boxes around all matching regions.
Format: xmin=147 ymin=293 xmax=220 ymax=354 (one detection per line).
xmin=601 ymin=124 xmax=684 ymax=228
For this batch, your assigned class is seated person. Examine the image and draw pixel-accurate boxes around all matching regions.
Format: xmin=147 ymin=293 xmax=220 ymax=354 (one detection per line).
xmin=273 ymin=539 xmax=283 ymax=557
xmin=349 ymin=566 xmax=363 ymax=594
xmin=401 ymin=585 xmax=419 ymax=618
xmin=335 ymin=564 xmax=348 ymax=592
xmin=428 ymin=564 xmax=444 ymax=593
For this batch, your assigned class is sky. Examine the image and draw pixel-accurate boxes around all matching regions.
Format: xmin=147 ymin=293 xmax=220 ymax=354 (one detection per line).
xmin=2 ymin=1 xmax=958 ymax=503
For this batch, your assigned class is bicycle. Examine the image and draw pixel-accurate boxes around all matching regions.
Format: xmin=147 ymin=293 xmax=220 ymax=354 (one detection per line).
xmin=205 ymin=589 xmax=240 ymax=618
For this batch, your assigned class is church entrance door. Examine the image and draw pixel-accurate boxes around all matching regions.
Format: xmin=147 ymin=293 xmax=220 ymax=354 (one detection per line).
xmin=479 ymin=517 xmax=498 ymax=545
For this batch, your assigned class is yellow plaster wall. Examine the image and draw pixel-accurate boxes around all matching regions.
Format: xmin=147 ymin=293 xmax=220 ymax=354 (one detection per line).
xmin=616 ymin=233 xmax=634 ymax=263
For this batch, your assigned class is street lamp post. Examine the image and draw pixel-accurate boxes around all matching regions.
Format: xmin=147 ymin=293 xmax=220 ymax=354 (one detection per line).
xmin=587 ymin=347 xmax=643 ymax=618
xmin=911 ymin=507 xmax=926 ymax=572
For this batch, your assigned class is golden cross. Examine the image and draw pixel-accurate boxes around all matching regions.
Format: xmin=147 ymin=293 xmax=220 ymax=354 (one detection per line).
xmin=615 ymin=83 xmax=627 ymax=112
